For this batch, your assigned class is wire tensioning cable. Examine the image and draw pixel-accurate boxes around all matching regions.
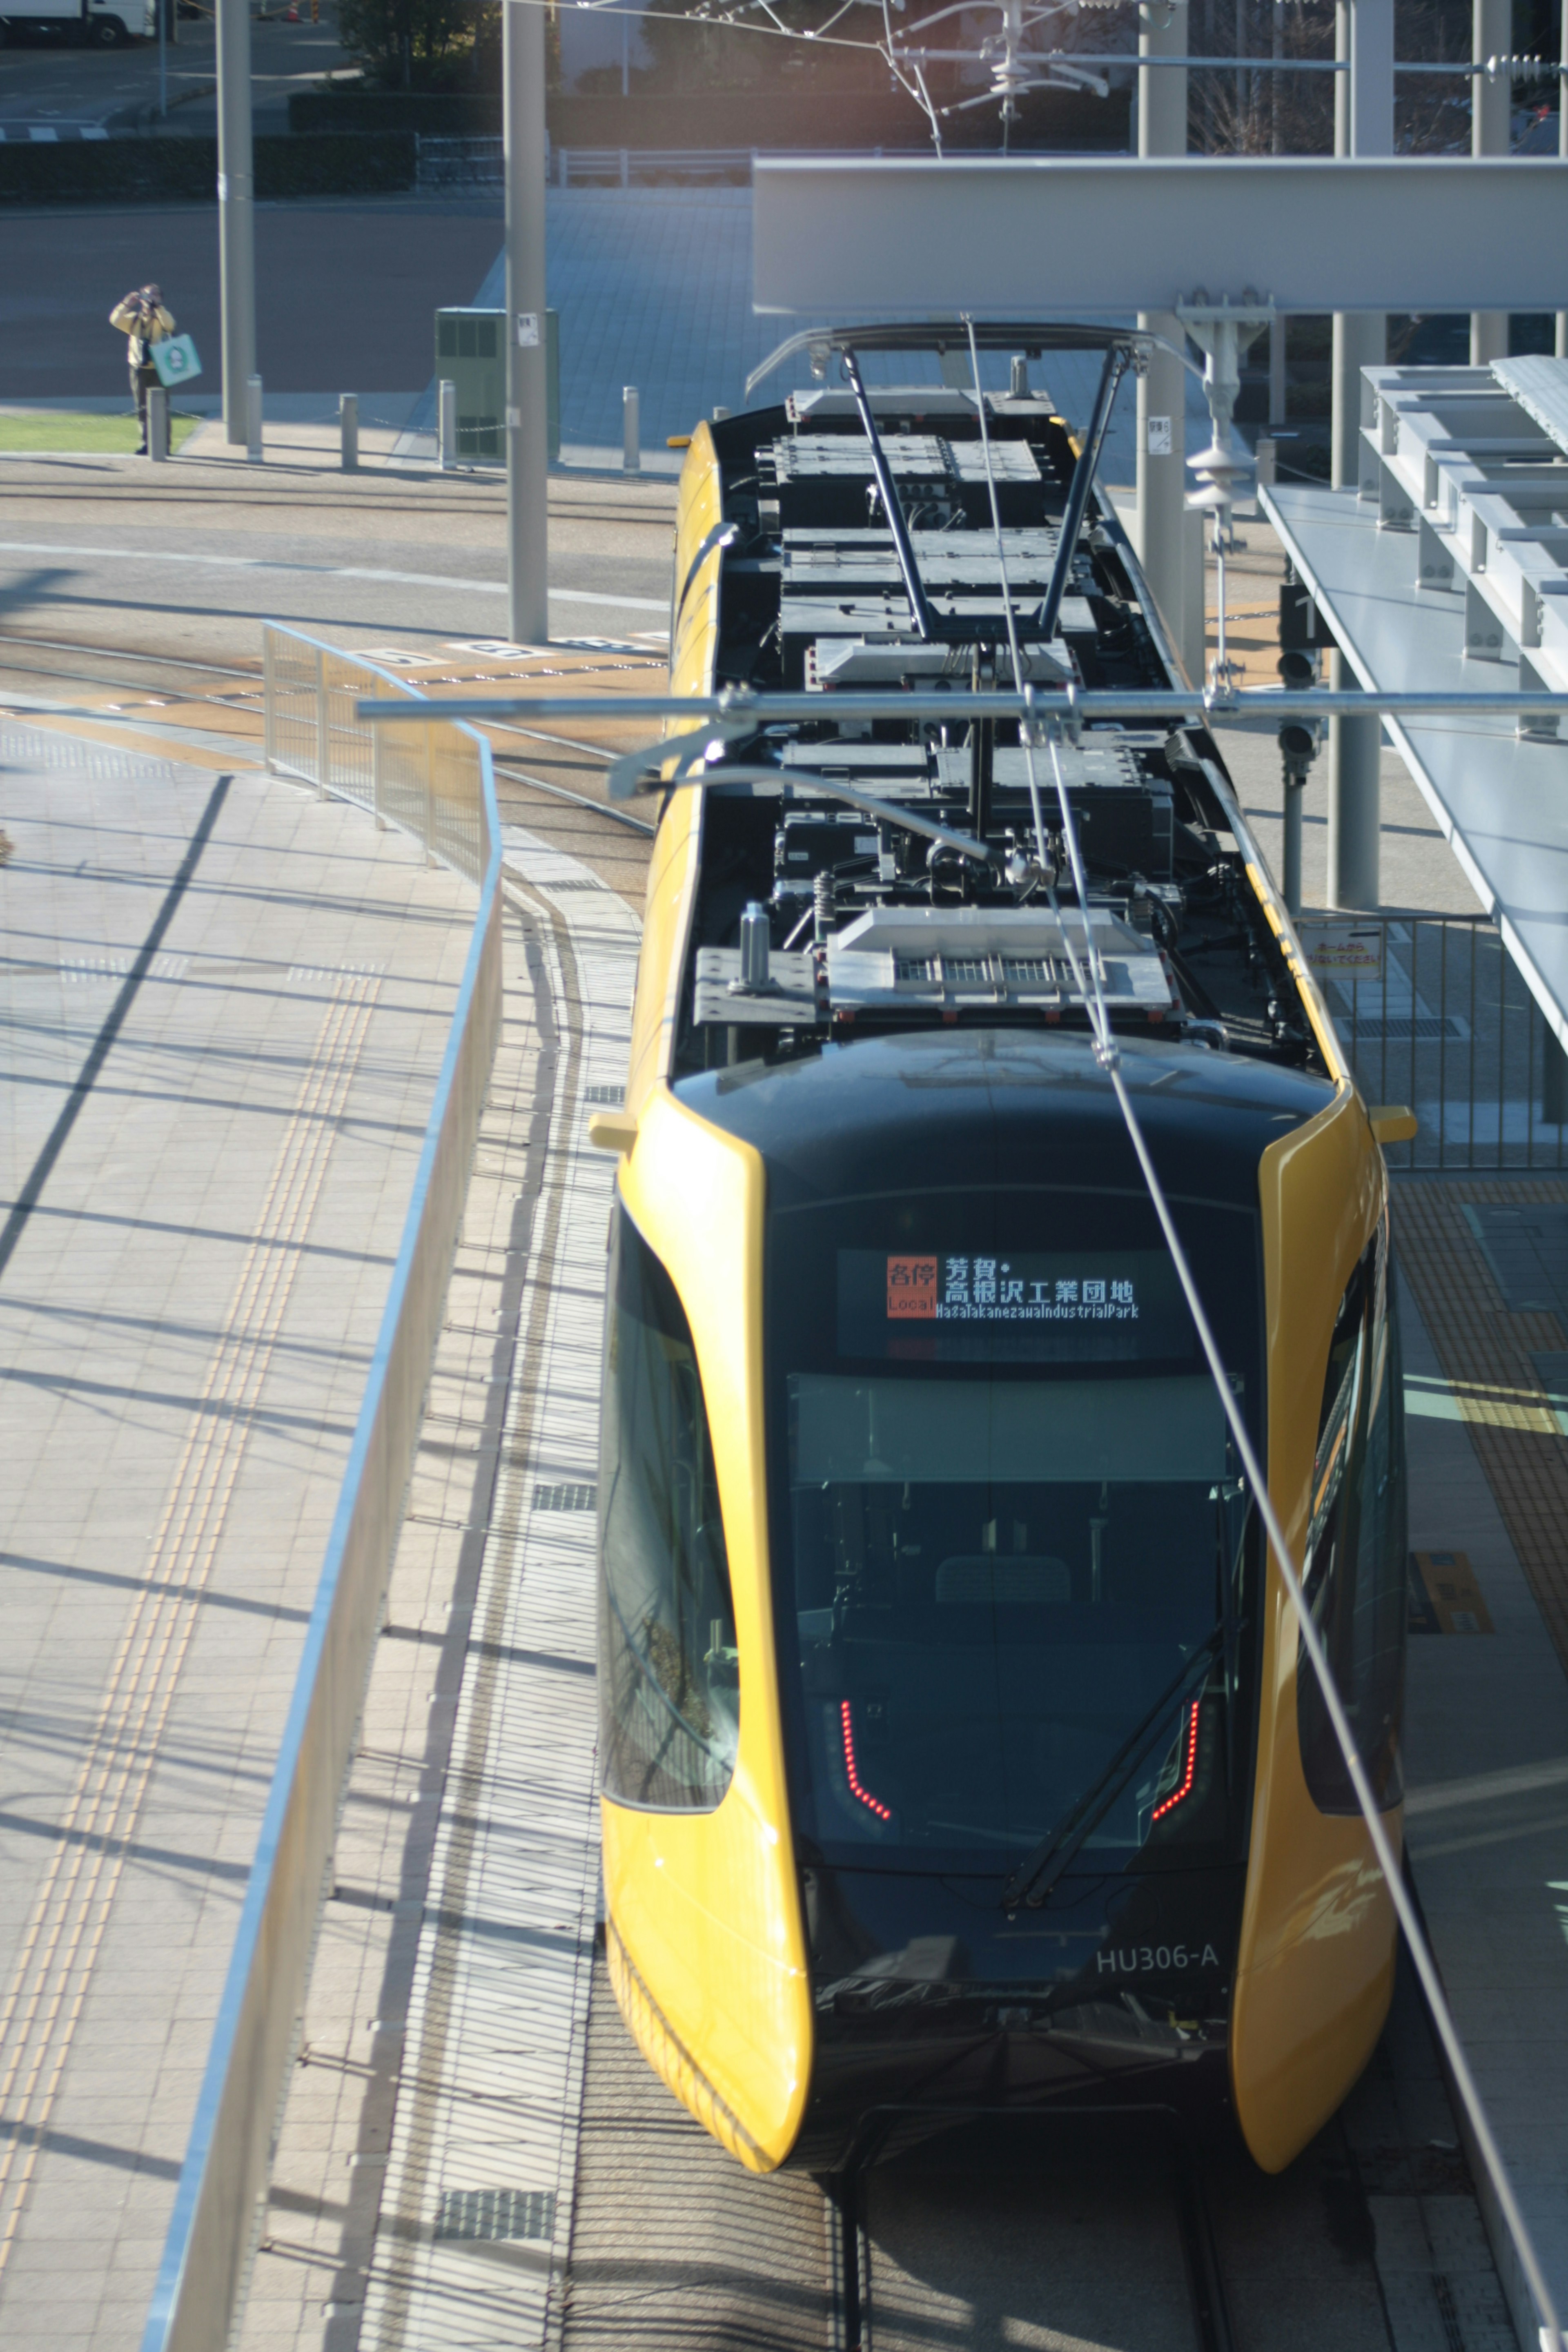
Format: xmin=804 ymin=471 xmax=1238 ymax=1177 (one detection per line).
xmin=955 ymin=327 xmax=1563 ymax=2344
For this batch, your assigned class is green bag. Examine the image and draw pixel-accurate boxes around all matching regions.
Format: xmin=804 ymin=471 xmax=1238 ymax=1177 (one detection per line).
xmin=151 ymin=334 xmax=202 ymax=388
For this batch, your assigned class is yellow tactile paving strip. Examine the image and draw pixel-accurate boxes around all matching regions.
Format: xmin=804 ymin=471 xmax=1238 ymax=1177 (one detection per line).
xmin=1394 ymin=1178 xmax=1568 ymax=1673
xmin=0 ymin=971 xmax=382 ymax=2285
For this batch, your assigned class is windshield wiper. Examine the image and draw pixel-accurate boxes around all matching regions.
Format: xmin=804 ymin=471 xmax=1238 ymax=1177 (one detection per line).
xmin=1000 ymin=1628 xmax=1223 ymax=1911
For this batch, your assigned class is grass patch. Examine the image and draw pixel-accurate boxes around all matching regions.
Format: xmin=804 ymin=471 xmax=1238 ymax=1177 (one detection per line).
xmin=0 ymin=410 xmax=203 ymax=454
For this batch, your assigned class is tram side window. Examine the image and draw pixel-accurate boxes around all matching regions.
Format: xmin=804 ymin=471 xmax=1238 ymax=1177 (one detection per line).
xmin=1297 ymin=1224 xmax=1408 ymax=1813
xmin=599 ymin=1205 xmax=739 ymax=1811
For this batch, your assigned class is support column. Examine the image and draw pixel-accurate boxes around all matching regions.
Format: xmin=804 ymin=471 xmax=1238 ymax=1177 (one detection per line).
xmin=216 ymin=0 xmax=255 ymax=448
xmin=1471 ymin=0 xmax=1511 ymax=365
xmin=506 ymin=0 xmax=550 ymax=646
xmin=1327 ymin=648 xmax=1381 ymax=904
xmin=1328 ymin=0 xmax=1389 ymax=909
xmin=1559 ymin=2 xmax=1567 ymax=360
xmin=1135 ymin=0 xmax=1196 ymax=680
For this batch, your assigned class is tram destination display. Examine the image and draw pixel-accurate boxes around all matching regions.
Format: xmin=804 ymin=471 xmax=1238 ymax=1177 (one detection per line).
xmin=836 ymin=1248 xmax=1197 ymax=1363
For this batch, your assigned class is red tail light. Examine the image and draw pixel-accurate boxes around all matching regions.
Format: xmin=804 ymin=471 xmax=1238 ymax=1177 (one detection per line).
xmin=840 ymin=1700 xmax=892 ymax=1822
xmin=1151 ymin=1700 xmax=1201 ymax=1824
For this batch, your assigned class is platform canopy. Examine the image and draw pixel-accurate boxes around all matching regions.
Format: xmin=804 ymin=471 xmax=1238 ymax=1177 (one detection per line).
xmin=752 ymin=156 xmax=1568 ymax=319
xmin=1265 ymin=357 xmax=1568 ymax=1054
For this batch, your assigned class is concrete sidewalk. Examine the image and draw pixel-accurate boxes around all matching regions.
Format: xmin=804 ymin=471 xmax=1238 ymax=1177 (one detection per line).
xmin=0 ymin=726 xmax=479 ymax=2350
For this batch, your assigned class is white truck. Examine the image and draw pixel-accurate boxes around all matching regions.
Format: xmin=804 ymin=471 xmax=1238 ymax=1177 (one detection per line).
xmin=0 ymin=0 xmax=153 ymax=45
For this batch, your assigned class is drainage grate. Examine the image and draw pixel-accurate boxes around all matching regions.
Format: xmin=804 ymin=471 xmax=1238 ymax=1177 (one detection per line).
xmin=534 ymin=1481 xmax=597 ymax=1512
xmin=584 ymin=1084 xmax=624 ymax=1105
xmin=534 ymin=875 xmax=605 ymax=891
xmin=434 ymin=2187 xmax=556 ymax=2244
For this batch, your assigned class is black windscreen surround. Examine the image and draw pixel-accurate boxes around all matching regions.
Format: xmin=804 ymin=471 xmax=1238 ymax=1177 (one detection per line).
xmin=599 ymin=1206 xmax=739 ymax=1811
xmin=1296 ymin=1219 xmax=1408 ymax=1814
xmin=766 ymin=1183 xmax=1263 ymax=1878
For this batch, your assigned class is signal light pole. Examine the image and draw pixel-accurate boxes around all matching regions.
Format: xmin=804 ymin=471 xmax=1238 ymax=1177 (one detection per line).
xmin=216 ymin=0 xmax=256 ymax=448
xmin=1134 ymin=0 xmax=1198 ymax=688
xmin=1470 ymin=0 xmax=1511 ymax=365
xmin=1327 ymin=0 xmax=1390 ymax=912
xmin=506 ymin=0 xmax=550 ymax=646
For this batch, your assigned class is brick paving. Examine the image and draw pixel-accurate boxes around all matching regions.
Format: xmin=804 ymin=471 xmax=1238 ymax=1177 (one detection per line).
xmin=0 ymin=730 xmax=477 ymax=2351
xmin=1394 ymin=1180 xmax=1568 ymax=1674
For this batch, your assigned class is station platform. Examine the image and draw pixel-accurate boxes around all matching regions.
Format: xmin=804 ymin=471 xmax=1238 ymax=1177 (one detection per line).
xmin=0 ymin=724 xmax=479 ymax=2350
xmin=1400 ymin=1188 xmax=1568 ymax=2345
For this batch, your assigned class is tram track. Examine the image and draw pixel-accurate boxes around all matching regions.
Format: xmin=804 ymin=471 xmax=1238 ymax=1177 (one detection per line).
xmin=559 ymin=1942 xmax=1515 ymax=2352
xmin=0 ymin=626 xmax=661 ymax=893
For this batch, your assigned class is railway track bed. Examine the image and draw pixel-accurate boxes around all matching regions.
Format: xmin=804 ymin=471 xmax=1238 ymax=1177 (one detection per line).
xmin=559 ymin=1945 xmax=1512 ymax=2352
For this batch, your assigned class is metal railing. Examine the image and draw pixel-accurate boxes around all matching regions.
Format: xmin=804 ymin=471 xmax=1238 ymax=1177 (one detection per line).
xmin=415 ymin=133 xmax=505 ymax=189
xmin=142 ymin=626 xmax=503 ymax=2352
xmin=1317 ymin=911 xmax=1568 ymax=1172
xmin=555 ymin=143 xmax=756 ymax=185
xmin=263 ymin=626 xmax=488 ymax=886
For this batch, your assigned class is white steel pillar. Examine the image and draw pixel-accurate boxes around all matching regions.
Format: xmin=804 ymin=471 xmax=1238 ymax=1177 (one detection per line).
xmin=216 ymin=0 xmax=255 ymax=447
xmin=1135 ymin=0 xmax=1196 ymax=681
xmin=506 ymin=0 xmax=550 ymax=646
xmin=1559 ymin=0 xmax=1567 ymax=359
xmin=1472 ymin=0 xmax=1512 ymax=365
xmin=1327 ymin=0 xmax=1390 ymax=910
xmin=1561 ymin=0 xmax=1568 ymax=357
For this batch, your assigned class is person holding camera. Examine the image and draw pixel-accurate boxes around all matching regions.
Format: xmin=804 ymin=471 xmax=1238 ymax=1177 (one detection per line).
xmin=109 ymin=285 xmax=176 ymax=457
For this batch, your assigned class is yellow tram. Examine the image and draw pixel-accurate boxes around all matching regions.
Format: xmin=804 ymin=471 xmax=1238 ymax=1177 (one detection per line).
xmin=591 ymin=323 xmax=1411 ymax=2178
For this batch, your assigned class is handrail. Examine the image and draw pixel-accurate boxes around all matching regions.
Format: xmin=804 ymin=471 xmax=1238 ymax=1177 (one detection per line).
xmin=141 ymin=626 xmax=504 ymax=2352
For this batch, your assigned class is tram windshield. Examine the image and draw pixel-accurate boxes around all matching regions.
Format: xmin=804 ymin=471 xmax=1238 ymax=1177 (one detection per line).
xmin=768 ymin=1191 xmax=1259 ymax=1875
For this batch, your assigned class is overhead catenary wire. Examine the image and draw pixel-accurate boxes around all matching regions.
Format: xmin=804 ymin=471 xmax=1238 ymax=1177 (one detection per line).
xmin=957 ymin=330 xmax=1566 ymax=2352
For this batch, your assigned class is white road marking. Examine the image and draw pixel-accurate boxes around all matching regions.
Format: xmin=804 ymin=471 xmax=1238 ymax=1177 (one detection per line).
xmin=0 ymin=541 xmax=668 ymax=614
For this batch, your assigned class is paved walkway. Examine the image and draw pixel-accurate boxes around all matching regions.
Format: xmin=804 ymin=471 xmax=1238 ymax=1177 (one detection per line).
xmin=1397 ymin=1182 xmax=1568 ymax=2345
xmin=0 ymin=727 xmax=478 ymax=2350
xmin=236 ymin=828 xmax=637 ymax=2352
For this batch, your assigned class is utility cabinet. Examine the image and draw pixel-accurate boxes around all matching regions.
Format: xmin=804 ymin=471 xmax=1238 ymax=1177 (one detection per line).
xmin=433 ymin=307 xmax=559 ymax=462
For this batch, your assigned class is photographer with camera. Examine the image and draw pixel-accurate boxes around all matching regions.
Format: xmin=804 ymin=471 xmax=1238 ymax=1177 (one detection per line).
xmin=109 ymin=285 xmax=176 ymax=458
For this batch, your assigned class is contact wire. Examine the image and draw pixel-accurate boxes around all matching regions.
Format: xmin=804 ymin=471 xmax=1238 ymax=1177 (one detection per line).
xmin=958 ymin=346 xmax=1562 ymax=2325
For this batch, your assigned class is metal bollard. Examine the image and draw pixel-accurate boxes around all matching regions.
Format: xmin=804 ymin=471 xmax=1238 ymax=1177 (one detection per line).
xmin=340 ymin=392 xmax=359 ymax=473
xmin=712 ymin=405 xmax=730 ymax=423
xmin=246 ymin=372 xmax=263 ymax=463
xmin=439 ymin=379 xmax=457 ymax=470
xmin=147 ymin=383 xmax=170 ymax=462
xmin=623 ymin=385 xmax=640 ymax=474
xmin=1010 ymin=354 xmax=1029 ymax=398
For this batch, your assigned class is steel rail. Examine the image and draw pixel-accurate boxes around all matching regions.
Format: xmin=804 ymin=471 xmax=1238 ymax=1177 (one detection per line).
xmin=492 ymin=757 xmax=658 ymax=836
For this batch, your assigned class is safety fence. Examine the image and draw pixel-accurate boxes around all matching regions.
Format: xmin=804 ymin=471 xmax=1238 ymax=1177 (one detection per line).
xmin=415 ymin=133 xmax=506 ymax=189
xmin=412 ymin=138 xmax=839 ymax=191
xmin=1311 ymin=909 xmax=1568 ymax=1171
xmin=142 ymin=627 xmax=503 ymax=2352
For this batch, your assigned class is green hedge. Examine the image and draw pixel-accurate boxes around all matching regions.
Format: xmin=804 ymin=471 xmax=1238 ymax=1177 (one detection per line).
xmin=0 ymin=132 xmax=418 ymax=207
